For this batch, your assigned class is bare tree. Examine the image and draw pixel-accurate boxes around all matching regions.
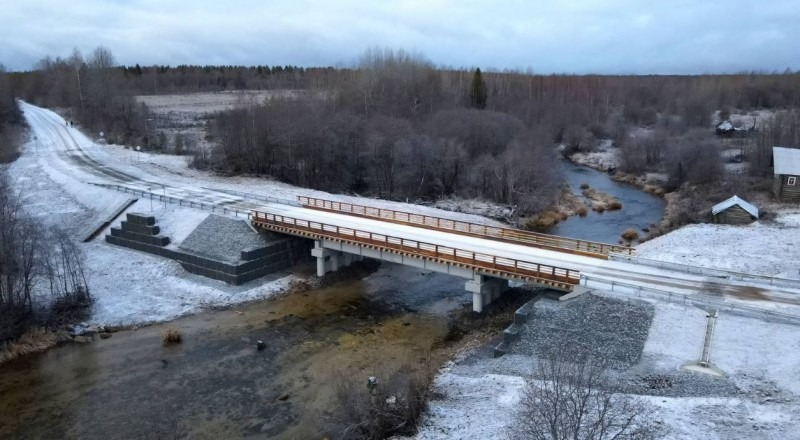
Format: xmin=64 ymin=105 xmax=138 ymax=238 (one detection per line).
xmin=0 ymin=171 xmax=91 ymax=341
xmin=518 ymin=353 xmax=664 ymax=440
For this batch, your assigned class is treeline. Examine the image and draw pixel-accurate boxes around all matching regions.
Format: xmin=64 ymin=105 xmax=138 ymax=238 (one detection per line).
xmin=8 ymin=47 xmax=800 ymax=214
xmin=0 ymin=65 xmax=24 ymax=162
xmin=10 ymin=47 xmax=150 ymax=146
xmin=208 ymin=49 xmax=800 ymax=214
xmin=214 ymin=101 xmax=559 ymax=213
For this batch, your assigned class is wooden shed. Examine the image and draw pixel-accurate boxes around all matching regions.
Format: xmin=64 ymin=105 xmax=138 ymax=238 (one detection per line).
xmin=712 ymin=195 xmax=759 ymax=224
xmin=772 ymin=147 xmax=800 ymax=202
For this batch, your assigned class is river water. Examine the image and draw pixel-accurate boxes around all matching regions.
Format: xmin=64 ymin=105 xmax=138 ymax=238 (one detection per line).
xmin=0 ymin=264 xmax=476 ymax=439
xmin=548 ymin=160 xmax=666 ymax=244
xmin=0 ymin=162 xmax=665 ymax=439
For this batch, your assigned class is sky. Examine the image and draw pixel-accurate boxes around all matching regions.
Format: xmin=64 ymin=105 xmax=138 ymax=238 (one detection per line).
xmin=1 ymin=0 xmax=799 ymax=74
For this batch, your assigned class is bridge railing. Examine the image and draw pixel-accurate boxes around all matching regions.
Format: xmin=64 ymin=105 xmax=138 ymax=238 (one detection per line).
xmin=609 ymin=252 xmax=800 ymax=289
xmin=581 ymin=274 xmax=800 ymax=326
xmin=297 ymin=196 xmax=632 ymax=259
xmin=88 ymin=182 xmax=249 ymax=217
xmin=251 ymin=210 xmax=580 ymax=288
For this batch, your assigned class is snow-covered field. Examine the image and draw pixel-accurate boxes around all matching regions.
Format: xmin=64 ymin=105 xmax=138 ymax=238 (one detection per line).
xmin=8 ymin=138 xmax=299 ymax=325
xmin=8 ymin=102 xmax=506 ymax=327
xmin=415 ymin=298 xmax=800 ymax=439
xmin=637 ymin=211 xmax=800 ymax=277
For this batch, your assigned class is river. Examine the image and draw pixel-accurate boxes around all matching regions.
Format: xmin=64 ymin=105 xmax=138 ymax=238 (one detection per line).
xmin=0 ymin=263 xmax=502 ymax=439
xmin=548 ymin=160 xmax=666 ymax=244
xmin=0 ymin=162 xmax=665 ymax=439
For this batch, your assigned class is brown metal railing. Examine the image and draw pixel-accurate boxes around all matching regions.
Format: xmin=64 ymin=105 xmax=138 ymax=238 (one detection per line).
xmin=297 ymin=196 xmax=632 ymax=259
xmin=251 ymin=210 xmax=580 ymax=289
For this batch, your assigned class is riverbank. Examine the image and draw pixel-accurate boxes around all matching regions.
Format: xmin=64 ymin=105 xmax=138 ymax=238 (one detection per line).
xmin=0 ymin=261 xmax=538 ymax=439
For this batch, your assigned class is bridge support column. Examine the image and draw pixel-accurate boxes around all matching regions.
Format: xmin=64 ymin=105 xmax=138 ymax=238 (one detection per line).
xmin=465 ymin=274 xmax=509 ymax=313
xmin=311 ymin=240 xmax=338 ymax=276
xmin=311 ymin=241 xmax=361 ymax=277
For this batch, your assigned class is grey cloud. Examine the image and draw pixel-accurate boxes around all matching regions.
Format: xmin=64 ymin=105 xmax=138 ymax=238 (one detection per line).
xmin=0 ymin=0 xmax=798 ymax=73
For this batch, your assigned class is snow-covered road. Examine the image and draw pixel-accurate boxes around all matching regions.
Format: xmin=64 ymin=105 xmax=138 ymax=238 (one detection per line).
xmin=19 ymin=101 xmax=800 ymax=315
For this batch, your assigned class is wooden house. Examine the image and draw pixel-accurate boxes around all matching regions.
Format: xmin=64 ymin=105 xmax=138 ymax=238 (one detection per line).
xmin=712 ymin=195 xmax=758 ymax=224
xmin=772 ymin=147 xmax=800 ymax=202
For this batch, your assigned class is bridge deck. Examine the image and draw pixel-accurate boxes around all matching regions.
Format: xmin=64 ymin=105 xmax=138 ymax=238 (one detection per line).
xmin=297 ymin=196 xmax=631 ymax=259
xmin=251 ymin=211 xmax=580 ymax=291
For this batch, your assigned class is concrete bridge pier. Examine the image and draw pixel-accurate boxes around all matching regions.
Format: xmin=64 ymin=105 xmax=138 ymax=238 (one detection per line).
xmin=466 ymin=274 xmax=509 ymax=313
xmin=311 ymin=240 xmax=362 ymax=276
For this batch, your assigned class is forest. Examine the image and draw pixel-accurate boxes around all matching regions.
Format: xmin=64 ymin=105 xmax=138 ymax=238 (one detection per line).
xmin=8 ymin=48 xmax=800 ymax=221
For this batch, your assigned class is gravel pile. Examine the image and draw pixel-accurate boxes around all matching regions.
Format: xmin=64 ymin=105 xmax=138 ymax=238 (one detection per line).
xmin=179 ymin=214 xmax=281 ymax=263
xmin=510 ymin=293 xmax=738 ymax=398
xmin=513 ymin=294 xmax=654 ymax=365
xmin=619 ymin=368 xmax=738 ymax=397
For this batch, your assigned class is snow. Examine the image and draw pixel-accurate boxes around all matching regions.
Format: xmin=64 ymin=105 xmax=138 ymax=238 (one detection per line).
xmin=711 ymin=195 xmax=758 ymax=218
xmin=7 ymin=102 xmax=300 ymax=326
xmin=418 ymin=372 xmax=525 ymax=439
xmin=637 ymin=211 xmax=800 ymax=276
xmin=9 ymin=101 xmax=513 ymax=327
xmin=415 ymin=298 xmax=800 ymax=439
xmin=773 ymin=146 xmax=800 ymax=176
xmin=569 ymin=139 xmax=620 ymax=171
xmin=717 ymin=120 xmax=734 ymax=131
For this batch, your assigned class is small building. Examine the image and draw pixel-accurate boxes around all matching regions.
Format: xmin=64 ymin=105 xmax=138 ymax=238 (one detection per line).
xmin=715 ymin=119 xmax=755 ymax=138
xmin=772 ymin=147 xmax=800 ymax=202
xmin=712 ymin=195 xmax=759 ymax=224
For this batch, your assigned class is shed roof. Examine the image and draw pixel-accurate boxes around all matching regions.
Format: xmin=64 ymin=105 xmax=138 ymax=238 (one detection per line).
xmin=712 ymin=195 xmax=759 ymax=218
xmin=773 ymin=147 xmax=800 ymax=175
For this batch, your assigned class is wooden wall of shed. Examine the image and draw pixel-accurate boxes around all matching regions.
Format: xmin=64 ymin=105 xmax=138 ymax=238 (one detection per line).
xmin=774 ymin=174 xmax=800 ymax=202
xmin=713 ymin=205 xmax=756 ymax=224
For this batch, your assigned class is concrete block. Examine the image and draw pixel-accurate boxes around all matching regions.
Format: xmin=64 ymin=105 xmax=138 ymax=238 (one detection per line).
xmin=559 ymin=286 xmax=590 ymax=302
xmin=121 ymin=221 xmax=160 ymax=236
xmin=126 ymin=212 xmax=156 ymax=226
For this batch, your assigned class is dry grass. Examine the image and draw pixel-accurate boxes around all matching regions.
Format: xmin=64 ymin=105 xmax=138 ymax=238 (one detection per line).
xmin=576 ymin=206 xmax=588 ymax=217
xmin=163 ymin=329 xmax=182 ymax=345
xmin=643 ymin=184 xmax=666 ymax=196
xmin=0 ymin=328 xmax=60 ymax=364
xmin=583 ymin=186 xmax=623 ymax=212
xmin=524 ymin=210 xmax=564 ymax=230
xmin=621 ymin=228 xmax=640 ymax=242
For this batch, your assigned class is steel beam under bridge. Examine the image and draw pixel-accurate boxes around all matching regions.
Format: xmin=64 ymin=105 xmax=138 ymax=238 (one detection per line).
xmin=313 ymin=239 xmax=568 ymax=312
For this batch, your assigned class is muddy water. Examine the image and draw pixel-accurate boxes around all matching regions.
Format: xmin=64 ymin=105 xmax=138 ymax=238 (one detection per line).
xmin=0 ymin=264 xmax=470 ymax=439
xmin=549 ymin=160 xmax=666 ymax=244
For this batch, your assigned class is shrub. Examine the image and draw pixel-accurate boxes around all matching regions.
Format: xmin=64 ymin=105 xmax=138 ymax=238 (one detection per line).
xmin=607 ymin=200 xmax=623 ymax=210
xmin=576 ymin=206 xmax=588 ymax=217
xmin=621 ymin=228 xmax=639 ymax=242
xmin=580 ymin=183 xmax=590 ymax=190
xmin=328 ymin=360 xmax=435 ymax=439
xmin=591 ymin=203 xmax=606 ymax=213
xmin=523 ymin=211 xmax=563 ymax=231
xmin=163 ymin=329 xmax=182 ymax=345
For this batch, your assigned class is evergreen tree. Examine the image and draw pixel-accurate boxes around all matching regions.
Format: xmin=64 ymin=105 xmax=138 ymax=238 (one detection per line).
xmin=469 ymin=68 xmax=487 ymax=109
xmin=157 ymin=131 xmax=167 ymax=151
xmin=174 ymin=132 xmax=184 ymax=154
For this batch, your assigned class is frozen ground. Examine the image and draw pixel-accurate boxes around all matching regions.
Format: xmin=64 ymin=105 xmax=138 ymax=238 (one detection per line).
xmin=569 ymin=139 xmax=620 ymax=172
xmin=415 ymin=294 xmax=800 ymax=439
xmin=637 ymin=210 xmax=800 ymax=277
xmin=8 ymin=102 xmax=509 ymax=327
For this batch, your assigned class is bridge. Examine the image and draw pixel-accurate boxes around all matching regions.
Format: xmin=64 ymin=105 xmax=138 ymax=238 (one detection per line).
xmin=20 ymin=101 xmax=800 ymax=320
xmin=251 ymin=196 xmax=632 ymax=312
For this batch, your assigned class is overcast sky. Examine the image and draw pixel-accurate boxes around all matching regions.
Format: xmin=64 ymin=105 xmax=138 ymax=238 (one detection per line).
xmin=1 ymin=0 xmax=799 ymax=73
